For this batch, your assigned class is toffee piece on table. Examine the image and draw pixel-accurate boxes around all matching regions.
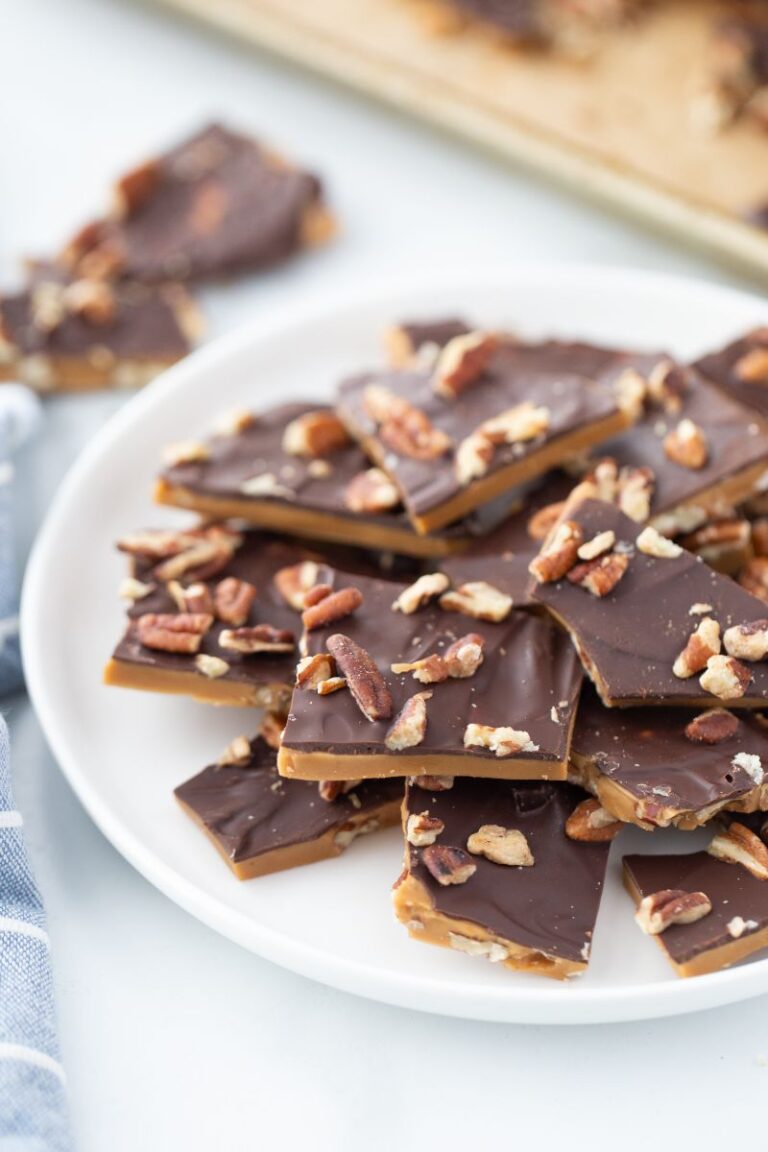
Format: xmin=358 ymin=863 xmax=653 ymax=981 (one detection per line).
xmin=570 ymin=685 xmax=768 ymax=830
xmin=175 ymin=735 xmax=402 ymax=880
xmin=393 ymin=777 xmax=612 ymax=979
xmin=623 ymin=812 xmax=768 ymax=977
xmin=531 ymin=497 xmax=768 ymax=709
xmin=278 ymin=567 xmax=583 ymax=781
xmin=59 ymin=123 xmax=333 ymax=285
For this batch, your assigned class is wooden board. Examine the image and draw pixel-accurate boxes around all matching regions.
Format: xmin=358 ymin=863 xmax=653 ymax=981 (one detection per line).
xmin=150 ymin=0 xmax=768 ymax=281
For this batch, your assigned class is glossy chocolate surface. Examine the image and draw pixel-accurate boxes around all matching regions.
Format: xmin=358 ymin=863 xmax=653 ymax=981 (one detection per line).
xmin=624 ymin=812 xmax=768 ymax=965
xmin=175 ymin=736 xmax=402 ymax=865
xmin=64 ymin=123 xmax=324 ymax=283
xmin=533 ymin=498 xmax=768 ymax=706
xmin=572 ymin=685 xmax=768 ymax=818
xmin=695 ymin=329 xmax=768 ymax=422
xmin=282 ymin=568 xmax=583 ymax=765
xmin=338 ymin=339 xmax=627 ymax=521
xmin=406 ymin=778 xmax=610 ymax=962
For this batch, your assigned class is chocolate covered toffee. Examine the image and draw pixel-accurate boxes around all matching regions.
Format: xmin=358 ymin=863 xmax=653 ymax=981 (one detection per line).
xmin=175 ymin=731 xmax=402 ymax=879
xmin=278 ymin=568 xmax=583 ymax=781
xmin=393 ymin=778 xmax=615 ymax=979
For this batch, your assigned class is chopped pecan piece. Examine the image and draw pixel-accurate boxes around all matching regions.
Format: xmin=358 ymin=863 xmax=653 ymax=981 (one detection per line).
xmin=363 ymin=385 xmax=452 ymax=461
xmin=685 ymin=709 xmax=740 ymax=744
xmin=408 ymin=774 xmax=454 ymax=791
xmin=194 ymin=653 xmax=229 ymax=679
xmin=663 ymin=419 xmax=708 ymax=470
xmin=117 ymin=528 xmax=198 ymax=561
xmin=565 ymin=799 xmax=622 ymax=842
xmin=421 ymin=844 xmax=477 ymax=886
xmin=392 ymin=573 xmax=450 ymax=614
xmin=439 ymin=580 xmax=512 ymax=622
xmin=326 ymin=633 xmax=393 ymax=721
xmin=344 ymin=468 xmax=400 ymax=513
xmin=635 ymin=889 xmax=712 ymax=935
xmin=302 ymin=583 xmax=331 ymax=609
xmin=302 ymin=586 xmax=363 ymax=631
xmin=274 ymin=561 xmax=321 ymax=610
xmin=738 ymin=558 xmax=768 ymax=602
xmin=162 ymin=439 xmax=211 ymax=467
xmin=735 ymin=347 xmax=768 ymax=383
xmin=723 ymin=620 xmax=768 ymax=662
xmin=567 ymin=551 xmax=629 ymax=597
xmin=154 ymin=530 xmax=239 ymax=582
xmin=219 ymin=625 xmax=295 ymax=654
xmin=618 ymin=465 xmax=655 ymax=522
xmin=614 ymin=366 xmax=647 ymax=421
xmin=432 ymin=331 xmax=498 ymax=399
xmin=391 ymin=653 xmax=449 ymax=684
xmin=281 ymin=410 xmax=350 ymax=458
xmin=752 ymin=519 xmax=768 ymax=557
xmin=443 ymin=633 xmax=486 ymax=679
xmin=529 ymin=519 xmax=583 ymax=583
xmin=479 ymin=401 xmax=550 ymax=445
xmin=136 ymin=612 xmax=213 ymax=654
xmin=119 ymin=577 xmax=154 ymax=602
xmin=463 ymin=724 xmax=538 ymax=757
xmin=318 ymin=780 xmax=343 ymax=802
xmin=455 ymin=432 xmax=494 ymax=485
xmin=213 ymin=577 xmax=257 ymax=626
xmin=385 ymin=691 xmax=431 ymax=751
xmin=406 ymin=812 xmax=445 ymax=847
xmin=699 ymin=654 xmax=752 ymax=700
xmin=577 ymin=529 xmax=615 ymax=561
xmin=317 ymin=676 xmax=347 ymax=695
xmin=296 ymin=652 xmax=335 ymax=689
xmin=64 ymin=278 xmax=116 ymax=325
xmin=527 ymin=500 xmax=566 ymax=542
xmin=708 ymin=822 xmax=768 ymax=880
xmin=466 ymin=825 xmax=534 ymax=866
xmin=212 ymin=407 xmax=256 ymax=437
xmin=239 ymin=473 xmax=294 ymax=499
xmin=114 ymin=158 xmax=159 ymax=215
xmin=258 ymin=712 xmax=287 ymax=750
xmin=217 ymin=734 xmax=252 ymax=767
xmin=167 ymin=580 xmax=214 ymax=615
xmin=636 ymin=526 xmax=682 ymax=558
xmin=673 ymin=617 xmax=721 ymax=679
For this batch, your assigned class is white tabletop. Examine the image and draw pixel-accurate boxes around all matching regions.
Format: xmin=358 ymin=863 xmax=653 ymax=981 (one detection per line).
xmin=5 ymin=1 xmax=768 ymax=1147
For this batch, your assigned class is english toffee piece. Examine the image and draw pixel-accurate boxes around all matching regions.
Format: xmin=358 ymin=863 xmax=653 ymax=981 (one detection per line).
xmin=278 ymin=568 xmax=583 ymax=781
xmin=175 ymin=735 xmax=402 ymax=879
xmin=393 ymin=778 xmax=613 ymax=979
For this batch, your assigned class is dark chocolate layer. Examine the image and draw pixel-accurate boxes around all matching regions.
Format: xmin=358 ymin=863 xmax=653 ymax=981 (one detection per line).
xmin=533 ymin=498 xmax=768 ymax=706
xmin=406 ymin=778 xmax=610 ymax=963
xmin=572 ymin=685 xmax=768 ymax=820
xmin=282 ymin=568 xmax=582 ymax=765
xmin=175 ymin=736 xmax=402 ymax=865
xmin=62 ymin=123 xmax=325 ymax=283
xmin=695 ymin=329 xmax=768 ymax=423
xmin=338 ymin=339 xmax=627 ymax=521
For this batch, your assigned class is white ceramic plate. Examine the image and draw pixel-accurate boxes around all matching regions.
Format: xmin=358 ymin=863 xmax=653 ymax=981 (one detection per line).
xmin=23 ymin=266 xmax=768 ymax=1024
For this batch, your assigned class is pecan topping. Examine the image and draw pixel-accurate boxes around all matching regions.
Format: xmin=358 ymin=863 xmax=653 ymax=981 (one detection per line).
xmin=673 ymin=617 xmax=721 ymax=679
xmin=479 ymin=401 xmax=551 ymax=445
xmin=274 ymin=561 xmax=321 ymax=610
xmin=136 ymin=612 xmax=213 ymax=654
xmin=392 ymin=573 xmax=450 ymax=614
xmin=384 ymin=691 xmax=431 ymax=751
xmin=455 ymin=432 xmax=494 ymax=485
xmin=443 ymin=633 xmax=486 ymax=679
xmin=663 ymin=419 xmax=708 ymax=470
xmin=212 ymin=407 xmax=256 ymax=437
xmin=114 ymin=158 xmax=159 ymax=215
xmin=448 ymin=934 xmax=509 ymax=962
xmin=723 ymin=620 xmax=768 ymax=662
xmin=529 ymin=519 xmax=583 ymax=583
xmin=738 ymin=558 xmax=768 ymax=602
xmin=119 ymin=577 xmax=154 ymax=602
xmin=153 ymin=529 xmax=240 ymax=583
xmin=194 ymin=653 xmax=229 ymax=679
xmin=684 ymin=709 xmax=739 ymax=744
xmin=421 ymin=845 xmax=477 ymax=886
xmin=463 ymin=724 xmax=538 ymax=757
xmin=466 ymin=825 xmax=534 ymax=866
xmin=168 ymin=580 xmax=214 ymax=615
xmin=636 ymin=526 xmax=682 ymax=558
xmin=326 ymin=633 xmax=393 ymax=721
xmin=214 ymin=577 xmax=257 ymax=626
xmin=527 ymin=500 xmax=566 ymax=542
xmin=302 ymin=586 xmax=363 ymax=631
xmin=318 ymin=780 xmax=343 ymax=802
xmin=344 ymin=467 xmax=400 ymax=513
xmin=577 ymin=530 xmax=615 ymax=561
xmin=258 ymin=712 xmax=286 ymax=750
xmin=567 ymin=551 xmax=629 ymax=597
xmin=162 ymin=439 xmax=211 ymax=467
xmin=735 ymin=347 xmax=768 ymax=383
xmin=634 ymin=889 xmax=712 ymax=935
xmin=239 ymin=472 xmax=294 ymax=499
xmin=432 ymin=331 xmax=498 ymax=398
xmin=406 ymin=812 xmax=445 ymax=847
xmin=282 ymin=410 xmax=351 ymax=458
xmin=117 ymin=528 xmax=198 ymax=561
xmin=317 ymin=676 xmax=347 ymax=695
xmin=408 ymin=774 xmax=454 ymax=791
xmin=707 ymin=822 xmax=768 ymax=880
xmin=363 ymin=384 xmax=452 ymax=460
xmin=217 ymin=734 xmax=252 ymax=767
xmin=391 ymin=654 xmax=448 ymax=684
xmin=64 ymin=278 xmax=116 ymax=325
xmin=218 ymin=625 xmax=295 ymax=654
xmin=439 ymin=580 xmax=513 ymax=622
xmin=565 ymin=799 xmax=622 ymax=842
xmin=700 ymin=654 xmax=752 ymax=700
xmin=614 ymin=366 xmax=647 ymax=421
xmin=302 ymin=583 xmax=331 ymax=609
xmin=618 ymin=466 xmax=655 ymax=522
xmin=296 ymin=652 xmax=335 ymax=689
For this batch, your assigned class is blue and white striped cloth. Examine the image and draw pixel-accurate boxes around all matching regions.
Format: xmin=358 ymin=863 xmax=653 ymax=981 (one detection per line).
xmin=0 ymin=388 xmax=73 ymax=1150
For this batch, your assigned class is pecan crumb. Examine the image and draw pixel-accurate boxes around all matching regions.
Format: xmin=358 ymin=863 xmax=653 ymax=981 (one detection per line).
xmin=466 ymin=825 xmax=534 ymax=866
xmin=463 ymin=724 xmax=538 ymax=757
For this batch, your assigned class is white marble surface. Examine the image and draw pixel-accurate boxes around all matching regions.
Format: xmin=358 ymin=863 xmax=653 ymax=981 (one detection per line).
xmin=4 ymin=0 xmax=768 ymax=1147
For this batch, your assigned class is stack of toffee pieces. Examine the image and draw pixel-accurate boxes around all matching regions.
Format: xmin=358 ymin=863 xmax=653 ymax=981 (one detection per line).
xmin=107 ymin=318 xmax=768 ymax=980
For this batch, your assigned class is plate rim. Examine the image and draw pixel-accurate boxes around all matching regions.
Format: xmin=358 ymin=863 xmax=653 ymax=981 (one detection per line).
xmin=22 ymin=262 xmax=768 ymax=1025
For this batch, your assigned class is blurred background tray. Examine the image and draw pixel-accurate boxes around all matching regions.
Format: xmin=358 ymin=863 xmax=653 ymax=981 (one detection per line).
xmin=151 ymin=0 xmax=768 ymax=282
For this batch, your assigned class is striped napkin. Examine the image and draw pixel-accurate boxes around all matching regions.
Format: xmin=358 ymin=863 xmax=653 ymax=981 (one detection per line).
xmin=0 ymin=387 xmax=73 ymax=1150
